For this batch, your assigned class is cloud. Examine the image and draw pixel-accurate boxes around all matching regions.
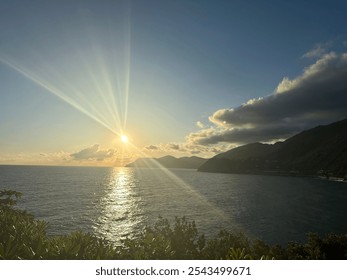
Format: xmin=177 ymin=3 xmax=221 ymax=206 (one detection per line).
xmin=141 ymin=140 xmax=230 ymax=157
xmin=302 ymin=43 xmax=330 ymax=58
xmin=166 ymin=143 xmax=180 ymax=150
xmin=142 ymin=143 xmax=186 ymax=154
xmin=181 ymin=142 xmax=234 ymax=156
xmin=145 ymin=145 xmax=159 ymax=150
xmin=70 ymin=144 xmax=116 ymax=161
xmin=188 ymin=52 xmax=347 ymax=146
xmin=196 ymin=121 xmax=205 ymax=128
xmin=0 ymin=151 xmax=70 ymax=165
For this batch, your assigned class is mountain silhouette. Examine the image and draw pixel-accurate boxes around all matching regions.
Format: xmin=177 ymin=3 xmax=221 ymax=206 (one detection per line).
xmin=198 ymin=118 xmax=347 ymax=178
xmin=126 ymin=156 xmax=207 ymax=169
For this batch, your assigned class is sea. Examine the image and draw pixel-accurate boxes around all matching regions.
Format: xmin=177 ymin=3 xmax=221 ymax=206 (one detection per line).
xmin=1 ymin=165 xmax=346 ymax=245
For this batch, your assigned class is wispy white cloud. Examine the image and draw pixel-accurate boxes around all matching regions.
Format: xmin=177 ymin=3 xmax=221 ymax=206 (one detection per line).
xmin=0 ymin=151 xmax=70 ymax=165
xmin=302 ymin=43 xmax=331 ymax=58
xmin=196 ymin=121 xmax=205 ymax=128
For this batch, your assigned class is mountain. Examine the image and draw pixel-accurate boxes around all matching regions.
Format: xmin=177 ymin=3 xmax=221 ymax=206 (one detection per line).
xmin=198 ymin=118 xmax=347 ymax=178
xmin=126 ymin=155 xmax=207 ymax=169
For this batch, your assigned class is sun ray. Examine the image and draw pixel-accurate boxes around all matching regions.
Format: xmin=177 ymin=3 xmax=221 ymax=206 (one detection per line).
xmin=122 ymin=2 xmax=132 ymax=130
xmin=125 ymin=141 xmax=230 ymax=221
xmin=75 ymin=48 xmax=122 ymax=130
xmin=0 ymin=0 xmax=133 ymax=139
xmin=0 ymin=55 xmax=119 ymax=135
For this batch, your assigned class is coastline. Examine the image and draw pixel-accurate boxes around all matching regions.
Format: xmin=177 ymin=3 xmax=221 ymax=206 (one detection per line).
xmin=198 ymin=169 xmax=347 ymax=183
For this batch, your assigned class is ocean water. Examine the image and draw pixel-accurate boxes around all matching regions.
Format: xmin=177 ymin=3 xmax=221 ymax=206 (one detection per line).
xmin=0 ymin=165 xmax=346 ymax=245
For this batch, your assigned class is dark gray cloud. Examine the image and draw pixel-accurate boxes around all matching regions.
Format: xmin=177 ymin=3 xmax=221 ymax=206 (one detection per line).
xmin=189 ymin=125 xmax=297 ymax=145
xmin=188 ymin=52 xmax=347 ymax=145
xmin=70 ymin=144 xmax=115 ymax=161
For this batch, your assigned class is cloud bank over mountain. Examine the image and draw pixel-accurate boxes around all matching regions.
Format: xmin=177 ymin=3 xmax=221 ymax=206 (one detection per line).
xmin=187 ymin=52 xmax=347 ymax=146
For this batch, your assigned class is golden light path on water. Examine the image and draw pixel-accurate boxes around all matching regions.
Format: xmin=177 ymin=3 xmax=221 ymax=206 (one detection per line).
xmin=92 ymin=141 xmax=232 ymax=243
xmin=93 ymin=167 xmax=144 ymax=243
xmin=93 ymin=165 xmax=236 ymax=244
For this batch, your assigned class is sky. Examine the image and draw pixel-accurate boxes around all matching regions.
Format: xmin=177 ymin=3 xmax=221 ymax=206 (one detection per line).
xmin=1 ymin=0 xmax=347 ymax=166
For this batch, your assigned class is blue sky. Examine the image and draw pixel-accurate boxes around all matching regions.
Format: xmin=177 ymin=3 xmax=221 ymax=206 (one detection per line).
xmin=1 ymin=0 xmax=347 ymax=165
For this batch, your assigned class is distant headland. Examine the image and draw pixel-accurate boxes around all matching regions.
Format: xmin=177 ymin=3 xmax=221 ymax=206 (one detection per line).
xmin=126 ymin=155 xmax=207 ymax=169
xmin=198 ymin=118 xmax=347 ymax=180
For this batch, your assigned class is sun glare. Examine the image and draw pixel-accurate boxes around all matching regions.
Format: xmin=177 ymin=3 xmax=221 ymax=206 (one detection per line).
xmin=121 ymin=134 xmax=129 ymax=143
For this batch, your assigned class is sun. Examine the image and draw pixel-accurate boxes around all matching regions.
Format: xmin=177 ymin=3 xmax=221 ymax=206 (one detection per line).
xmin=120 ymin=134 xmax=129 ymax=143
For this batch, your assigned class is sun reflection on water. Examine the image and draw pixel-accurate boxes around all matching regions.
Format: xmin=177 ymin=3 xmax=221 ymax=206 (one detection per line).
xmin=92 ymin=167 xmax=144 ymax=244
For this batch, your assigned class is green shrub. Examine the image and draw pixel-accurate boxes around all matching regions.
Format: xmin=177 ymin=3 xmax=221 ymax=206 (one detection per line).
xmin=49 ymin=232 xmax=119 ymax=260
xmin=121 ymin=216 xmax=205 ymax=259
xmin=0 ymin=190 xmax=22 ymax=208
xmin=0 ymin=190 xmax=50 ymax=259
xmin=0 ymin=190 xmax=119 ymax=259
xmin=285 ymin=233 xmax=347 ymax=260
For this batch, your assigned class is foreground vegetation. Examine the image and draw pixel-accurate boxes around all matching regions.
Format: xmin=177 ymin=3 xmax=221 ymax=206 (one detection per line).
xmin=1 ymin=190 xmax=346 ymax=260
